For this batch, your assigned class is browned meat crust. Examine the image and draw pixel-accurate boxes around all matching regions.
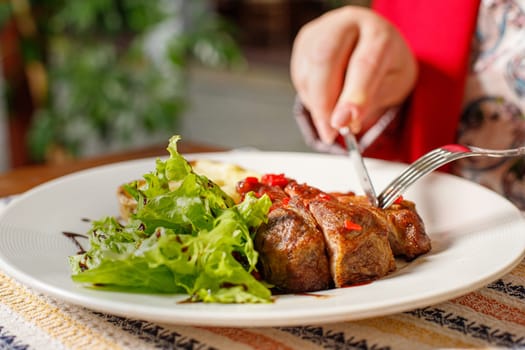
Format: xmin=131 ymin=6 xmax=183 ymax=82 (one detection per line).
xmin=255 ymin=197 xmax=332 ymax=293
xmin=335 ymin=194 xmax=431 ymax=260
xmin=286 ymin=182 xmax=395 ymax=288
xmin=383 ymin=200 xmax=431 ymax=260
xmin=238 ymin=175 xmax=432 ymax=293
xmin=307 ymin=199 xmax=396 ymax=287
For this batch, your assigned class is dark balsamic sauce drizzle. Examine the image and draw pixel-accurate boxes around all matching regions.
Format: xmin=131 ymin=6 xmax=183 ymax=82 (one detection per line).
xmin=62 ymin=231 xmax=88 ymax=254
xmin=62 ymin=217 xmax=93 ymax=254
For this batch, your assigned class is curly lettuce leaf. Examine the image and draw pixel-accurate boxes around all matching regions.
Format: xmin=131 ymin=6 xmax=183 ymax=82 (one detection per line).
xmin=135 ymin=173 xmax=234 ymax=235
xmin=71 ymin=203 xmax=272 ymax=302
xmin=69 ymin=135 xmax=272 ymax=303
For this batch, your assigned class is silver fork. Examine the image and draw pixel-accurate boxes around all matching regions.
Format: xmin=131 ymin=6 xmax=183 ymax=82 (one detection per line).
xmin=377 ymin=144 xmax=525 ymax=209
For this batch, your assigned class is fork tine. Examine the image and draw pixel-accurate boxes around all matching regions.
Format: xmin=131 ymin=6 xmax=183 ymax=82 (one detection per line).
xmin=379 ymin=157 xmax=450 ymax=208
xmin=386 ymin=152 xmax=441 ymax=185
xmin=379 ymin=161 xmax=440 ymax=205
xmin=378 ymin=149 xmax=451 ymax=208
xmin=380 ymin=149 xmax=444 ymax=192
xmin=384 ymin=154 xmax=444 ymax=189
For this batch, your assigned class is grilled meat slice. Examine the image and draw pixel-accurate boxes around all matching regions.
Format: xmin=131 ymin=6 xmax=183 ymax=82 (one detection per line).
xmin=286 ymin=182 xmax=396 ymax=287
xmin=254 ymin=196 xmax=332 ymax=293
xmin=335 ymin=194 xmax=431 ymax=260
xmin=308 ymin=199 xmax=396 ymax=287
xmin=383 ymin=200 xmax=431 ymax=260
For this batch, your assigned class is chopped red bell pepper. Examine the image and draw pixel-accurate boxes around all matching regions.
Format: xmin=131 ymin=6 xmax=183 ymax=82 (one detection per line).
xmin=237 ymin=176 xmax=260 ymax=194
xmin=261 ymin=173 xmax=289 ymax=187
xmin=394 ymin=195 xmax=404 ymax=204
xmin=317 ymin=193 xmax=332 ymax=201
xmin=344 ymin=219 xmax=362 ymax=231
xmin=244 ymin=176 xmax=259 ymax=184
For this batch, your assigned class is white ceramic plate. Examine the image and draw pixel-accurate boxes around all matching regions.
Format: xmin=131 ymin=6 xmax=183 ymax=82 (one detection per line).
xmin=1 ymin=151 xmax=524 ymax=327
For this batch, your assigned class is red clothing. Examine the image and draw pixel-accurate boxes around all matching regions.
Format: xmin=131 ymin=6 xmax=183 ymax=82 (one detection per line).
xmin=365 ymin=0 xmax=480 ymax=163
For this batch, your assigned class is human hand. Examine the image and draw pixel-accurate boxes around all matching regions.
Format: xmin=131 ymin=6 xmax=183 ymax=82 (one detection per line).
xmin=290 ymin=6 xmax=418 ymax=144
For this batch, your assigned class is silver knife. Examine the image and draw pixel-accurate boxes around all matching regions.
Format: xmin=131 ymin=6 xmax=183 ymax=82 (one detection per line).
xmin=339 ymin=127 xmax=379 ymax=207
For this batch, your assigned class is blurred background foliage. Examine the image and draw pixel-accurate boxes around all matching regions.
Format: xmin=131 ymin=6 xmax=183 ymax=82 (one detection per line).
xmin=0 ymin=0 xmax=243 ymax=163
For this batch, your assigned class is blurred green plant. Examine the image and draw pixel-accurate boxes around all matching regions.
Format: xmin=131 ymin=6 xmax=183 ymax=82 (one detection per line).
xmin=1 ymin=0 xmax=243 ymax=162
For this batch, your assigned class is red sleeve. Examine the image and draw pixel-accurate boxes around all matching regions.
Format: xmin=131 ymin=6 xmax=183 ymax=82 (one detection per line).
xmin=365 ymin=0 xmax=480 ymax=163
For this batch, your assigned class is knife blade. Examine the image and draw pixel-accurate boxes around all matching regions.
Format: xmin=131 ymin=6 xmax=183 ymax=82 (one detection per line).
xmin=340 ymin=127 xmax=379 ymax=207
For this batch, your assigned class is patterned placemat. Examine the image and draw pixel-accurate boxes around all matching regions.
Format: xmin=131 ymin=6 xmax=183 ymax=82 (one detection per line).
xmin=1 ymin=196 xmax=524 ymax=349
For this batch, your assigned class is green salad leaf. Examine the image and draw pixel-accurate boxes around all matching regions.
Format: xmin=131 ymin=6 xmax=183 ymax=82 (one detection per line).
xmin=69 ymin=135 xmax=273 ymax=303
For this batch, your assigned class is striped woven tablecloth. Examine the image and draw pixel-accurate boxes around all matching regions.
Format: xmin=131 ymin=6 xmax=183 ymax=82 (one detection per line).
xmin=0 ymin=196 xmax=524 ymax=350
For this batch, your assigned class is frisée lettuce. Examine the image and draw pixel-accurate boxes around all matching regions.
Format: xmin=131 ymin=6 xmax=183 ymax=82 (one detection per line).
xmin=69 ymin=135 xmax=273 ymax=303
